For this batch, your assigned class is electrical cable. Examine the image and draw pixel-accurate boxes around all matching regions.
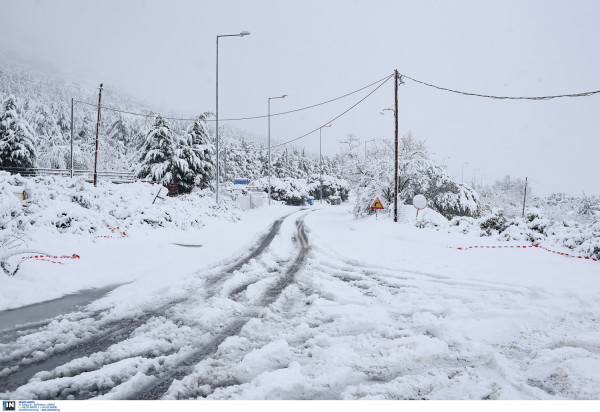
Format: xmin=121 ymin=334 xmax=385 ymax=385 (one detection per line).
xmin=400 ymin=73 xmax=600 ymax=100
xmin=271 ymin=73 xmax=394 ymax=149
xmin=72 ymin=73 xmax=394 ymax=122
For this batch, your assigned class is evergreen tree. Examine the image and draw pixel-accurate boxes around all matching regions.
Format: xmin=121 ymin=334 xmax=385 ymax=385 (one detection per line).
xmin=0 ymin=95 xmax=36 ymax=168
xmin=135 ymin=115 xmax=175 ymax=185
xmin=34 ymin=103 xmax=69 ymax=169
xmin=173 ymin=115 xmax=214 ymax=192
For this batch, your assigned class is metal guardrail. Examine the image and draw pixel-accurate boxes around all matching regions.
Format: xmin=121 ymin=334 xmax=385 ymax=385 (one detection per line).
xmin=0 ymin=167 xmax=136 ymax=183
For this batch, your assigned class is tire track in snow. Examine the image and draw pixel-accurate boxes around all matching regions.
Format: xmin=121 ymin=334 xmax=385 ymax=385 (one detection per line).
xmin=129 ymin=212 xmax=312 ymax=400
xmin=0 ymin=210 xmax=303 ymax=398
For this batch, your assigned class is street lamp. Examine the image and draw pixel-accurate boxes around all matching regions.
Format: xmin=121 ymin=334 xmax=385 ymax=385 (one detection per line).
xmin=443 ymin=156 xmax=451 ymax=168
xmin=268 ymin=94 xmax=287 ymax=205
xmin=215 ymin=30 xmax=250 ymax=204
xmin=319 ymin=124 xmax=333 ymax=204
xmin=461 ymin=162 xmax=469 ymax=184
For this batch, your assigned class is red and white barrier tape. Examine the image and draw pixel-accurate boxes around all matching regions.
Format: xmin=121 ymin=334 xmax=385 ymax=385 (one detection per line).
xmin=21 ymin=253 xmax=81 ymax=265
xmin=451 ymin=244 xmax=598 ymax=262
xmin=95 ymin=226 xmax=127 ymax=239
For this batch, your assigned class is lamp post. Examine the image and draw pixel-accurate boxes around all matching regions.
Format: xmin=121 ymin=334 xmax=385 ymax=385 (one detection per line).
xmin=215 ymin=30 xmax=250 ymax=204
xmin=319 ymin=124 xmax=333 ymax=204
xmin=461 ymin=162 xmax=469 ymax=184
xmin=268 ymin=94 xmax=287 ymax=205
xmin=442 ymin=156 xmax=450 ymax=168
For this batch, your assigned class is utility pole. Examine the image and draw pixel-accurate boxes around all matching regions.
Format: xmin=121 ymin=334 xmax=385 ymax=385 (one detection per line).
xmin=394 ymin=69 xmax=399 ymax=223
xmin=319 ymin=124 xmax=333 ymax=205
xmin=93 ymin=83 xmax=103 ymax=187
xmin=522 ymin=177 xmax=528 ymax=217
xmin=70 ymin=98 xmax=74 ymax=178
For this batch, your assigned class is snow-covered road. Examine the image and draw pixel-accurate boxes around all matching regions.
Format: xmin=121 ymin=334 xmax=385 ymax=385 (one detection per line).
xmin=1 ymin=204 xmax=599 ymax=399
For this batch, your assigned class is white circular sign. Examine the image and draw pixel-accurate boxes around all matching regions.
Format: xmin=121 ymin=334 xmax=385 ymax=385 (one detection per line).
xmin=413 ymin=194 xmax=427 ymax=210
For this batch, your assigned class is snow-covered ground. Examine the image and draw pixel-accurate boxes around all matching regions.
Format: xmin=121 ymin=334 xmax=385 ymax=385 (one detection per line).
xmin=1 ymin=179 xmax=599 ymax=400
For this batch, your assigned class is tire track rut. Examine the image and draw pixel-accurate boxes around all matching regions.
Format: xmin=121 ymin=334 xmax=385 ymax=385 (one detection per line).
xmin=0 ymin=210 xmax=303 ymax=397
xmin=131 ymin=212 xmax=312 ymax=400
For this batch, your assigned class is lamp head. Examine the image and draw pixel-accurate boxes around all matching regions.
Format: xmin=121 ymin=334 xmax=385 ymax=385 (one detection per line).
xmin=282 ymin=95 xmax=288 ymax=98
xmin=240 ymin=31 xmax=250 ymax=36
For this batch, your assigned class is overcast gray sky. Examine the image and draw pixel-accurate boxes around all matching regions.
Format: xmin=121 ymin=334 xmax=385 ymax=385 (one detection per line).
xmin=1 ymin=0 xmax=599 ymax=195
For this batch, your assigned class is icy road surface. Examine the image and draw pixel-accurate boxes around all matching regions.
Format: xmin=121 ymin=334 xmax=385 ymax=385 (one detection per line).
xmin=1 ymin=205 xmax=599 ymax=400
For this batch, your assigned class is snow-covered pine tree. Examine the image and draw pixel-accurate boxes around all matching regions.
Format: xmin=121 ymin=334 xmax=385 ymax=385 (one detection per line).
xmin=34 ymin=103 xmax=69 ymax=169
xmin=0 ymin=94 xmax=37 ymax=168
xmin=171 ymin=115 xmax=214 ymax=193
xmin=135 ymin=115 xmax=175 ymax=185
xmin=189 ymin=115 xmax=214 ymax=190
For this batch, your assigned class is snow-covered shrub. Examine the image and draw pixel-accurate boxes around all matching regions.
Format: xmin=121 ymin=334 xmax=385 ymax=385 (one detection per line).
xmin=428 ymin=181 xmax=480 ymax=219
xmin=479 ymin=209 xmax=509 ymax=236
xmin=255 ymin=177 xmax=310 ymax=206
xmin=525 ymin=212 xmax=551 ymax=236
xmin=307 ymin=174 xmax=349 ymax=202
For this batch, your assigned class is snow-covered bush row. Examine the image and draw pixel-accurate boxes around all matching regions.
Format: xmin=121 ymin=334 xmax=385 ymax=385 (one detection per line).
xmin=0 ymin=172 xmax=240 ymax=237
xmin=306 ymin=174 xmax=350 ymax=202
xmin=261 ymin=177 xmax=309 ymax=206
xmin=251 ymin=175 xmax=349 ymax=206
xmin=531 ymin=192 xmax=600 ymax=221
xmin=478 ymin=175 xmax=600 ymax=223
xmin=418 ymin=208 xmax=600 ymax=260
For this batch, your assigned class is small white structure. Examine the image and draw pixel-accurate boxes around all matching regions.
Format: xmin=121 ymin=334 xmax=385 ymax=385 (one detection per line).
xmin=235 ymin=188 xmax=267 ymax=211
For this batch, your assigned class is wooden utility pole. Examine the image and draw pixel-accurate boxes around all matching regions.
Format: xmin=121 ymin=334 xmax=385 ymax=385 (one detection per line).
xmin=93 ymin=83 xmax=103 ymax=187
xmin=70 ymin=98 xmax=74 ymax=178
xmin=522 ymin=176 xmax=528 ymax=217
xmin=394 ymin=70 xmax=399 ymax=223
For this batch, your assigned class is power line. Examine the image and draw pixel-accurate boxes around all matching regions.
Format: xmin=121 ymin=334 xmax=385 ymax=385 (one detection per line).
xmin=271 ymin=73 xmax=394 ymax=149
xmin=219 ymin=74 xmax=393 ymax=121
xmin=400 ymin=73 xmax=600 ymax=100
xmin=72 ymin=73 xmax=394 ymax=122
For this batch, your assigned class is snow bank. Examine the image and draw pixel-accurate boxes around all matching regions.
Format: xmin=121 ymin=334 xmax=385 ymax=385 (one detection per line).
xmin=0 ymin=172 xmax=240 ymax=236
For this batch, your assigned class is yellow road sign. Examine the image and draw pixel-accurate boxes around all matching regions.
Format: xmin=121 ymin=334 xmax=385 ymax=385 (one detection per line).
xmin=370 ymin=197 xmax=384 ymax=210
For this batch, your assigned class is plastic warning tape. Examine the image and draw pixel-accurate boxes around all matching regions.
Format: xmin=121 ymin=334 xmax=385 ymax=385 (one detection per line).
xmin=21 ymin=254 xmax=81 ymax=265
xmin=451 ymin=245 xmax=598 ymax=262
xmin=95 ymin=226 xmax=127 ymax=239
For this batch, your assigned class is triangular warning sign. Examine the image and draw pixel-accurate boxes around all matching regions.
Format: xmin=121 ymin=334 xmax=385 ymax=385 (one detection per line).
xmin=370 ymin=197 xmax=384 ymax=210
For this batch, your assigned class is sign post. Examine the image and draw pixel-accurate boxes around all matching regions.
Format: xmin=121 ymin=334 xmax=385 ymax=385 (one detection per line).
xmin=370 ymin=196 xmax=385 ymax=220
xmin=412 ymin=194 xmax=427 ymax=220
